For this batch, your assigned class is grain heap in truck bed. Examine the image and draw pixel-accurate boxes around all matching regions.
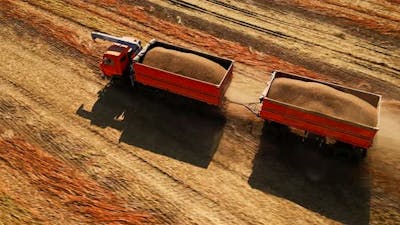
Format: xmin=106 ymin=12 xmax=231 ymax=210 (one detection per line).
xmin=142 ymin=47 xmax=226 ymax=84
xmin=267 ymin=78 xmax=378 ymax=127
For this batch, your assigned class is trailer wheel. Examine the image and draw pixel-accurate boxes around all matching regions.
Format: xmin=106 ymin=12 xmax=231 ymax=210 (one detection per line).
xmin=322 ymin=146 xmax=333 ymax=156
xmin=351 ymin=147 xmax=367 ymax=161
xmin=360 ymin=148 xmax=367 ymax=159
xmin=268 ymin=121 xmax=288 ymax=138
xmin=318 ymin=137 xmax=325 ymax=148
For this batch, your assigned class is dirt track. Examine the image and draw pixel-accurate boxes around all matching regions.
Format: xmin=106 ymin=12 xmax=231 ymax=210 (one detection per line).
xmin=0 ymin=0 xmax=399 ymax=224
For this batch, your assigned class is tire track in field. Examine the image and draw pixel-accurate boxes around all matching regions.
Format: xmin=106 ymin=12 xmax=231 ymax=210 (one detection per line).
xmin=0 ymin=136 xmax=152 ymax=225
xmin=22 ymin=2 xmax=400 ymax=98
xmin=0 ymin=74 xmax=261 ymax=224
xmin=0 ymin=25 xmax=327 ymax=224
xmin=0 ymin=24 xmax=239 ymax=223
xmin=0 ymin=80 xmax=214 ymax=224
xmin=265 ymin=0 xmax=400 ymax=37
xmin=164 ymin=0 xmax=400 ymax=80
xmin=204 ymin=0 xmax=399 ymax=75
xmin=0 ymin=193 xmax=42 ymax=225
xmin=136 ymin=0 xmax=400 ymax=100
xmin=205 ymin=0 xmax=395 ymax=57
xmin=4 ymin=0 xmax=262 ymax=83
xmin=19 ymin=0 xmax=328 ymax=80
xmin=1 ymin=1 xmax=399 ymax=224
xmin=0 ymin=78 xmax=330 ymax=224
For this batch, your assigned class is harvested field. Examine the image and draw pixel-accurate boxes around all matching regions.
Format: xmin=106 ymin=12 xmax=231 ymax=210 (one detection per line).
xmin=0 ymin=0 xmax=399 ymax=225
xmin=0 ymin=137 xmax=151 ymax=225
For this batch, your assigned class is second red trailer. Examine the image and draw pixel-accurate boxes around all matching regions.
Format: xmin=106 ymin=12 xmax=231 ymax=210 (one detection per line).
xmin=259 ymin=71 xmax=381 ymax=151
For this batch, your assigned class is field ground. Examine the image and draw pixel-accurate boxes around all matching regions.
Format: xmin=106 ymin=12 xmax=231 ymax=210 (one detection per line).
xmin=0 ymin=0 xmax=399 ymax=224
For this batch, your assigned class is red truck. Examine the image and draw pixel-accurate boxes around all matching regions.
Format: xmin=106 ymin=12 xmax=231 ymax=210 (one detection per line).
xmin=91 ymin=32 xmax=234 ymax=107
xmin=259 ymin=71 xmax=381 ymax=158
xmin=91 ymin=32 xmax=381 ymax=159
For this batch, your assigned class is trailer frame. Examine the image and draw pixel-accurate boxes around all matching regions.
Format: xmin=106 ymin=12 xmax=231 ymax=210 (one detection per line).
xmin=259 ymin=71 xmax=381 ymax=149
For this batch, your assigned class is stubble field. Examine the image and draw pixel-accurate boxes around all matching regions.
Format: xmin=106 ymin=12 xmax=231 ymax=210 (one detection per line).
xmin=0 ymin=0 xmax=399 ymax=224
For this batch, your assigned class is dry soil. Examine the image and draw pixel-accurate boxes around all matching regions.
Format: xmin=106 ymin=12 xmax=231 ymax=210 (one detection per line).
xmin=0 ymin=0 xmax=399 ymax=225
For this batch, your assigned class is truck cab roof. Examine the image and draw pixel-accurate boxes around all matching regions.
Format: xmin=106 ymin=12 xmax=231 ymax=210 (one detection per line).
xmin=105 ymin=44 xmax=130 ymax=57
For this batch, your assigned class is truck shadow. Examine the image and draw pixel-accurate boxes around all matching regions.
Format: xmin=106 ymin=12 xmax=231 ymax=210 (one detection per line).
xmin=77 ymin=81 xmax=225 ymax=168
xmin=248 ymin=123 xmax=371 ymax=225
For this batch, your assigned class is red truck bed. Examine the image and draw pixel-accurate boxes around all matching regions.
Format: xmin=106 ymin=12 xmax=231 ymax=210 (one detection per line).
xmin=133 ymin=40 xmax=234 ymax=106
xmin=260 ymin=71 xmax=381 ymax=149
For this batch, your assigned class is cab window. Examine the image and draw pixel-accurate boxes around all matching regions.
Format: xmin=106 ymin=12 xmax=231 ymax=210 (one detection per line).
xmin=103 ymin=57 xmax=114 ymax=65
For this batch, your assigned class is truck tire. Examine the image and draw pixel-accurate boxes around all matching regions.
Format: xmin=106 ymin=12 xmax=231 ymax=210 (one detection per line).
xmin=351 ymin=147 xmax=367 ymax=161
xmin=266 ymin=121 xmax=288 ymax=139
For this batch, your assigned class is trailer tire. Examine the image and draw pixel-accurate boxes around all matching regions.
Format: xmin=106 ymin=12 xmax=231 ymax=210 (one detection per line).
xmin=350 ymin=147 xmax=367 ymax=161
xmin=267 ymin=121 xmax=288 ymax=139
xmin=360 ymin=148 xmax=367 ymax=159
xmin=322 ymin=146 xmax=333 ymax=156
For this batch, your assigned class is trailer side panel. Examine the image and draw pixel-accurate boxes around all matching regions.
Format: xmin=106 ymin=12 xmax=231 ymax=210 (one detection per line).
xmin=260 ymin=71 xmax=381 ymax=148
xmin=134 ymin=41 xmax=234 ymax=106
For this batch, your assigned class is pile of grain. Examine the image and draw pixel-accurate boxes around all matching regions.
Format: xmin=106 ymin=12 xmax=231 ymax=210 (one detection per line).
xmin=142 ymin=47 xmax=226 ymax=84
xmin=267 ymin=78 xmax=378 ymax=127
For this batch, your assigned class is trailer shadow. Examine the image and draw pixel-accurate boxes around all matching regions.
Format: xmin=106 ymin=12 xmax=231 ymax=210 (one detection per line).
xmin=248 ymin=123 xmax=371 ymax=225
xmin=77 ymin=81 xmax=225 ymax=168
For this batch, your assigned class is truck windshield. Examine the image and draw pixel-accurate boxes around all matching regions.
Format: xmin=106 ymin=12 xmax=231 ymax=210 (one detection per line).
xmin=103 ymin=57 xmax=114 ymax=65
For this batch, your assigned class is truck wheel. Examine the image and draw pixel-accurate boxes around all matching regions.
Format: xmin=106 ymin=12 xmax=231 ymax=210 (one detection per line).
xmin=318 ymin=138 xmax=325 ymax=148
xmin=360 ymin=148 xmax=367 ymax=159
xmin=351 ymin=147 xmax=367 ymax=161
xmin=322 ymin=146 xmax=333 ymax=156
xmin=270 ymin=122 xmax=287 ymax=138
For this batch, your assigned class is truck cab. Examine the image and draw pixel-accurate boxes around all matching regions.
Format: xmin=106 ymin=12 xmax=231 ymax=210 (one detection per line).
xmin=91 ymin=31 xmax=142 ymax=79
xmin=100 ymin=44 xmax=132 ymax=78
